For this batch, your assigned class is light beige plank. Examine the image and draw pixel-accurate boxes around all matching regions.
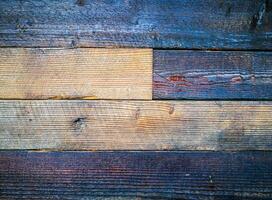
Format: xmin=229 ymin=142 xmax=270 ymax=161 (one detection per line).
xmin=0 ymin=48 xmax=152 ymax=99
xmin=0 ymin=100 xmax=271 ymax=150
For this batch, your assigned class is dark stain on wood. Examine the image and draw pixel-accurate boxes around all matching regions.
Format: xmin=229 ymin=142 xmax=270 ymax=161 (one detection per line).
xmin=250 ymin=0 xmax=268 ymax=31
xmin=225 ymin=4 xmax=232 ymax=16
xmin=208 ymin=175 xmax=216 ymax=190
xmin=217 ymin=125 xmax=247 ymax=150
xmin=72 ymin=117 xmax=87 ymax=132
xmin=76 ymin=0 xmax=85 ymax=6
xmin=250 ymin=0 xmax=272 ymax=31
xmin=168 ymin=105 xmax=175 ymax=115
xmin=135 ymin=108 xmax=140 ymax=120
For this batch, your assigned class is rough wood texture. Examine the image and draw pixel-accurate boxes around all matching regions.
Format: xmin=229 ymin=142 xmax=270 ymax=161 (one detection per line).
xmin=0 ymin=48 xmax=152 ymax=100
xmin=0 ymin=0 xmax=271 ymax=49
xmin=153 ymin=50 xmax=272 ymax=99
xmin=0 ymin=151 xmax=271 ymax=199
xmin=1 ymin=100 xmax=272 ymax=150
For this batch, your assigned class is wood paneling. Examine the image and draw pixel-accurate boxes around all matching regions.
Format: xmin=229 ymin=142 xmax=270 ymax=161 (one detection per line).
xmin=0 ymin=48 xmax=152 ymax=100
xmin=1 ymin=151 xmax=271 ymax=199
xmin=0 ymin=0 xmax=271 ymax=49
xmin=1 ymin=0 xmax=271 ymax=198
xmin=1 ymin=100 xmax=272 ymax=150
xmin=153 ymin=50 xmax=272 ymax=99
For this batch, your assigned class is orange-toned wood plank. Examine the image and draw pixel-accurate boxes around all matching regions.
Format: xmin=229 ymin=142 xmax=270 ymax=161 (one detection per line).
xmin=0 ymin=48 xmax=152 ymax=99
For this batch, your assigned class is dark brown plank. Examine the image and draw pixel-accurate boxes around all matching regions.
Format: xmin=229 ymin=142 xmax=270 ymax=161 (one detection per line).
xmin=0 ymin=151 xmax=271 ymax=199
xmin=154 ymin=50 xmax=272 ymax=99
xmin=1 ymin=100 xmax=272 ymax=151
xmin=0 ymin=0 xmax=271 ymax=49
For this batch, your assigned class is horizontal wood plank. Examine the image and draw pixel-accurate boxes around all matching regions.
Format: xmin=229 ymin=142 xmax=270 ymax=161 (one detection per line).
xmin=0 ymin=151 xmax=271 ymax=199
xmin=153 ymin=50 xmax=272 ymax=99
xmin=0 ymin=48 xmax=152 ymax=100
xmin=1 ymin=100 xmax=272 ymax=150
xmin=0 ymin=0 xmax=271 ymax=49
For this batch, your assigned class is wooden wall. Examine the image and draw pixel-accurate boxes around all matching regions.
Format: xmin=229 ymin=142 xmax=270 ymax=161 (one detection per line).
xmin=0 ymin=0 xmax=272 ymax=199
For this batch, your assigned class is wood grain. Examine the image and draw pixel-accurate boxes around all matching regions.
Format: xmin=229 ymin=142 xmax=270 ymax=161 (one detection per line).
xmin=0 ymin=48 xmax=152 ymax=100
xmin=0 ymin=0 xmax=271 ymax=49
xmin=153 ymin=50 xmax=272 ymax=99
xmin=0 ymin=151 xmax=271 ymax=199
xmin=1 ymin=100 xmax=272 ymax=150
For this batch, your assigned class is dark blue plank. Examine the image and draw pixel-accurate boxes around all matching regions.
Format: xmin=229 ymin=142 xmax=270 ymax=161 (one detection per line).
xmin=154 ymin=50 xmax=272 ymax=99
xmin=0 ymin=0 xmax=271 ymax=49
xmin=0 ymin=151 xmax=272 ymax=199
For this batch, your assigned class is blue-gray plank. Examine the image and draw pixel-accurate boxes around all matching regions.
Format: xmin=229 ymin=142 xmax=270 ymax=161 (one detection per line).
xmin=154 ymin=50 xmax=272 ymax=99
xmin=0 ymin=0 xmax=271 ymax=49
xmin=0 ymin=151 xmax=272 ymax=199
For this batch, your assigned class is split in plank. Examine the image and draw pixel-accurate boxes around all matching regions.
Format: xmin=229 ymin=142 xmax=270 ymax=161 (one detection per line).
xmin=154 ymin=50 xmax=272 ymax=99
xmin=0 ymin=48 xmax=152 ymax=100
xmin=0 ymin=151 xmax=271 ymax=199
xmin=0 ymin=0 xmax=271 ymax=49
xmin=1 ymin=100 xmax=272 ymax=151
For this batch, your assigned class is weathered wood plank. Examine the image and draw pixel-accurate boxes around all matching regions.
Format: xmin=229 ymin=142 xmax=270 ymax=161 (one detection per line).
xmin=154 ymin=50 xmax=272 ymax=99
xmin=0 ymin=151 xmax=271 ymax=199
xmin=0 ymin=0 xmax=271 ymax=49
xmin=1 ymin=100 xmax=272 ymax=150
xmin=0 ymin=48 xmax=152 ymax=100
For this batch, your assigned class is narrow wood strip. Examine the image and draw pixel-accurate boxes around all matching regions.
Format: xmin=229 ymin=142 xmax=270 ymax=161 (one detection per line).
xmin=0 ymin=100 xmax=272 ymax=150
xmin=0 ymin=151 xmax=271 ymax=199
xmin=153 ymin=50 xmax=272 ymax=99
xmin=0 ymin=48 xmax=152 ymax=100
xmin=0 ymin=0 xmax=271 ymax=49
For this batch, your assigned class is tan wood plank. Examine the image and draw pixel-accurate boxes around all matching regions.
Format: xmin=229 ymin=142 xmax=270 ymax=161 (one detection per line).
xmin=0 ymin=100 xmax=271 ymax=150
xmin=0 ymin=48 xmax=152 ymax=99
